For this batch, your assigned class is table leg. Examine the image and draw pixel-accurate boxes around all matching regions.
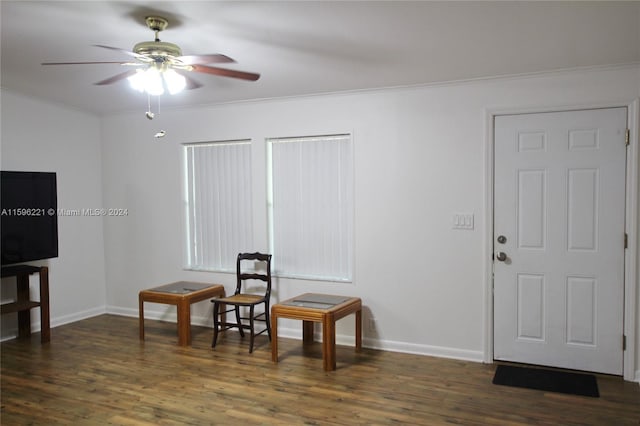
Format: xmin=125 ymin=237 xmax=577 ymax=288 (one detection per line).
xmin=16 ymin=273 xmax=31 ymax=338
xmin=355 ymin=308 xmax=362 ymax=352
xmin=177 ymin=299 xmax=190 ymax=346
xmin=39 ymin=267 xmax=50 ymax=343
xmin=302 ymin=320 xmax=315 ymax=345
xmin=271 ymin=312 xmax=279 ymax=363
xmin=139 ymin=294 xmax=145 ymax=340
xmin=322 ymin=314 xmax=337 ymax=371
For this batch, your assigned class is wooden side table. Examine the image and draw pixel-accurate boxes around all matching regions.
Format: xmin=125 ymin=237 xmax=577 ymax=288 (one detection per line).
xmin=271 ymin=293 xmax=362 ymax=371
xmin=0 ymin=265 xmax=50 ymax=343
xmin=139 ymin=281 xmax=225 ymax=346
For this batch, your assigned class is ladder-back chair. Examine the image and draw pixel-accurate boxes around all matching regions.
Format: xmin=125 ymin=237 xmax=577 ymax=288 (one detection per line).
xmin=211 ymin=252 xmax=272 ymax=353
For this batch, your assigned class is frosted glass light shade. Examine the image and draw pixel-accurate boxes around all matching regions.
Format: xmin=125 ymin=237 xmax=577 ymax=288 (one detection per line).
xmin=127 ymin=67 xmax=186 ymax=96
xmin=164 ymin=69 xmax=186 ymax=94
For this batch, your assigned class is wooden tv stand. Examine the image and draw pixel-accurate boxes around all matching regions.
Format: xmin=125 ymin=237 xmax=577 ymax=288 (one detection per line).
xmin=1 ymin=265 xmax=50 ymax=343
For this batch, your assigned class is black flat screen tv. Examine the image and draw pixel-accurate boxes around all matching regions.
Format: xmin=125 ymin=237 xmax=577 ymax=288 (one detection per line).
xmin=1 ymin=171 xmax=58 ymax=266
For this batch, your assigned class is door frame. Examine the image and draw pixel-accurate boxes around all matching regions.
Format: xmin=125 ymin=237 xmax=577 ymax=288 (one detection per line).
xmin=483 ymin=99 xmax=639 ymax=382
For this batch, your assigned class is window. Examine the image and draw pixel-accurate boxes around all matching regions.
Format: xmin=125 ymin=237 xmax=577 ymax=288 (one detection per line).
xmin=268 ymin=134 xmax=353 ymax=281
xmin=183 ymin=140 xmax=253 ymax=272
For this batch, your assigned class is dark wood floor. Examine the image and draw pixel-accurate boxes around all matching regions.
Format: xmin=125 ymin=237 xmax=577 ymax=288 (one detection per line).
xmin=1 ymin=315 xmax=639 ymax=425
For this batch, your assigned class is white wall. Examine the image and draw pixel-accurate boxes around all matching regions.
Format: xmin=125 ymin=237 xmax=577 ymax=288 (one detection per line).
xmin=0 ymin=91 xmax=107 ymax=337
xmin=2 ymin=65 xmax=636 ymax=379
xmin=100 ymin=65 xmax=640 ymax=376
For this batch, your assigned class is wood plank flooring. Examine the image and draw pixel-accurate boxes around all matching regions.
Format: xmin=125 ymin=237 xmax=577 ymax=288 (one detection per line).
xmin=1 ymin=314 xmax=639 ymax=425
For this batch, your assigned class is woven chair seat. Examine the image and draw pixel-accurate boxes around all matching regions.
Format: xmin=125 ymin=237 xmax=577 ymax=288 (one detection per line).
xmin=214 ymin=294 xmax=265 ymax=305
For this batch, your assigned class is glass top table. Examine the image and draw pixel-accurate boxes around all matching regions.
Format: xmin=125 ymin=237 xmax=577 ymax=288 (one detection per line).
xmin=139 ymin=281 xmax=225 ymax=346
xmin=271 ymin=293 xmax=362 ymax=371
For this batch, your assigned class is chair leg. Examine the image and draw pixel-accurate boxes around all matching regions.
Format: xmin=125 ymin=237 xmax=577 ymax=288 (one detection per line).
xmin=235 ymin=306 xmax=244 ymax=337
xmin=264 ymin=301 xmax=272 ymax=341
xmin=212 ymin=302 xmax=220 ymax=348
xmin=249 ymin=305 xmax=255 ymax=353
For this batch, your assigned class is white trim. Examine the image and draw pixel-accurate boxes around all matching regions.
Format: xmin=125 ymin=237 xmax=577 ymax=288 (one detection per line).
xmin=624 ymin=99 xmax=639 ymax=382
xmin=0 ymin=306 xmax=106 ymax=342
xmin=51 ymin=306 xmax=107 ymax=328
xmin=107 ymin=305 xmax=213 ymax=328
xmin=100 ymin=62 xmax=640 ymax=118
xmin=108 ymin=306 xmax=147 ymax=318
xmin=484 ymin=100 xmax=639 ymax=382
xmin=483 ymin=108 xmax=495 ymax=364
xmin=274 ymin=326 xmax=484 ymax=363
xmin=108 ymin=307 xmax=485 ymax=364
xmin=361 ymin=337 xmax=484 ymax=363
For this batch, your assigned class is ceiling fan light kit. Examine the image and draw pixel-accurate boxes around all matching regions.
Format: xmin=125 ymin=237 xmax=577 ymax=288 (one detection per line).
xmin=128 ymin=67 xmax=186 ymax=96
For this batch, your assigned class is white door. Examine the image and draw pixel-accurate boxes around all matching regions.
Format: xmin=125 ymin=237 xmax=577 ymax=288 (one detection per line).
xmin=493 ymin=108 xmax=627 ymax=375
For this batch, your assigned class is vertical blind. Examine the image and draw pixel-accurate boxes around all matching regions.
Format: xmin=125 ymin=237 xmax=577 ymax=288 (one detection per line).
xmin=268 ymin=134 xmax=353 ymax=281
xmin=183 ymin=141 xmax=253 ymax=271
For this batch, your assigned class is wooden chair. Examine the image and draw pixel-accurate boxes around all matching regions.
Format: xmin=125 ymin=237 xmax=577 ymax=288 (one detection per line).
xmin=211 ymin=252 xmax=272 ymax=353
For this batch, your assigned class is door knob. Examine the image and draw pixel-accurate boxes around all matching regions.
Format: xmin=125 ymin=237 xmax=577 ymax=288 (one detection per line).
xmin=496 ymin=252 xmax=507 ymax=262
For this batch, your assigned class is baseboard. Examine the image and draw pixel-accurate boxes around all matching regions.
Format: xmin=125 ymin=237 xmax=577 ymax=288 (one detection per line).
xmin=111 ymin=307 xmax=484 ymax=362
xmin=52 ymin=306 xmax=107 ymax=328
xmin=635 ymin=370 xmax=640 ymax=384
xmin=0 ymin=305 xmax=106 ymax=342
xmin=106 ymin=305 xmax=138 ymax=318
xmin=107 ymin=305 xmax=213 ymax=327
xmin=363 ymin=336 xmax=484 ymax=362
xmin=275 ymin=325 xmax=484 ymax=363
xmin=0 ymin=334 xmax=18 ymax=342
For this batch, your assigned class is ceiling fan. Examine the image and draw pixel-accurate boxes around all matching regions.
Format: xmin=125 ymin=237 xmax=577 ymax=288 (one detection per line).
xmin=42 ymin=16 xmax=260 ymax=96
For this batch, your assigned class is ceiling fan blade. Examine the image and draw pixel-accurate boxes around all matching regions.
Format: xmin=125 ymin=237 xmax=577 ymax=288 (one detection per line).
xmin=190 ymin=64 xmax=260 ymax=81
xmin=42 ymin=61 xmax=133 ymax=65
xmin=177 ymin=54 xmax=235 ymax=65
xmin=93 ymin=44 xmax=148 ymax=61
xmin=94 ymin=69 xmax=138 ymax=85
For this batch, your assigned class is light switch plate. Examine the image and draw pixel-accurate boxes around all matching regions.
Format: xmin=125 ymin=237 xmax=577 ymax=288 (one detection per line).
xmin=452 ymin=213 xmax=474 ymax=230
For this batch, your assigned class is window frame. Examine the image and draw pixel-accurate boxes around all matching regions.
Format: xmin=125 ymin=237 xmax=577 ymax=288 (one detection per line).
xmin=266 ymin=133 xmax=354 ymax=282
xmin=182 ymin=139 xmax=254 ymax=273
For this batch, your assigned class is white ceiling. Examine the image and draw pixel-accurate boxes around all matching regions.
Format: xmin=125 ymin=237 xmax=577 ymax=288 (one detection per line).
xmin=2 ymin=1 xmax=639 ymax=115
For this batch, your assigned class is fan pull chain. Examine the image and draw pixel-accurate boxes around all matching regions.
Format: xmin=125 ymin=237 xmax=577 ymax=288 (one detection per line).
xmin=152 ymin=95 xmax=166 ymax=138
xmin=142 ymin=91 xmax=166 ymax=138
xmin=145 ymin=93 xmax=155 ymax=120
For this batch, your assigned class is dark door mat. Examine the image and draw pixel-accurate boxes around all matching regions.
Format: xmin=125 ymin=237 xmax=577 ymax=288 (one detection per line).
xmin=492 ymin=365 xmax=599 ymax=397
